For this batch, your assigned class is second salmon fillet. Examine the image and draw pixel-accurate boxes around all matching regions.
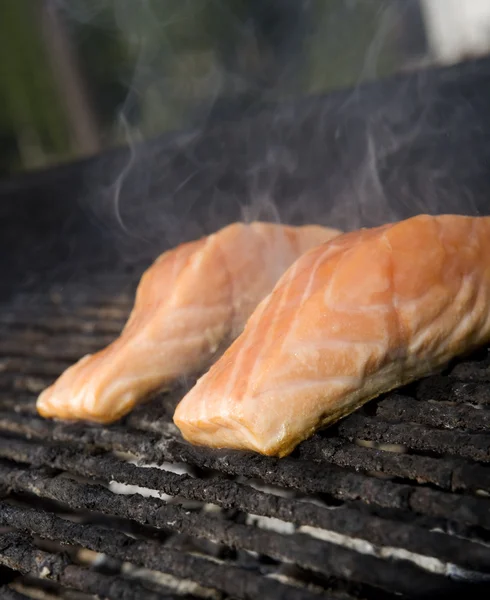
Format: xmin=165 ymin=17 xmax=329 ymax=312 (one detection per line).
xmin=174 ymin=214 xmax=490 ymax=456
xmin=37 ymin=222 xmax=341 ymax=423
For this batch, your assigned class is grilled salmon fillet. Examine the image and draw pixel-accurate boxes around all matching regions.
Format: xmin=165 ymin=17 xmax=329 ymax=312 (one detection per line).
xmin=174 ymin=214 xmax=490 ymax=456
xmin=37 ymin=222 xmax=341 ymax=423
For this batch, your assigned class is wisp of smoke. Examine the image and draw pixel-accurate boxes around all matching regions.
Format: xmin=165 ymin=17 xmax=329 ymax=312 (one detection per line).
xmin=53 ymin=0 xmax=485 ymax=267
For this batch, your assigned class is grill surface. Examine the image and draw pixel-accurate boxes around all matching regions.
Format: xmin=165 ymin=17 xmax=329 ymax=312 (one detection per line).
xmin=1 ymin=279 xmax=490 ymax=599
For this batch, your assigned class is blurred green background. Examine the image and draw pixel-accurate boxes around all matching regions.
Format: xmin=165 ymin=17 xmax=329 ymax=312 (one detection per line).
xmin=0 ymin=0 xmax=428 ymax=178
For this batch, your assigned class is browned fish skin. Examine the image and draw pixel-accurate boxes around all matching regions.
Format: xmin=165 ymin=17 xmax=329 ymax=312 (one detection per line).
xmin=174 ymin=215 xmax=490 ymax=457
xmin=37 ymin=222 xmax=340 ymax=423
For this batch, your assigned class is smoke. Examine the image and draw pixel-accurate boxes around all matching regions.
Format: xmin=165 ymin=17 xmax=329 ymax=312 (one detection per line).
xmin=50 ymin=0 xmax=487 ymax=268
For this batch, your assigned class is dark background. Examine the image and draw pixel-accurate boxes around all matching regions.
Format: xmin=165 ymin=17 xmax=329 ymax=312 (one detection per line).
xmin=0 ymin=0 xmax=430 ymax=177
xmin=1 ymin=1 xmax=490 ymax=301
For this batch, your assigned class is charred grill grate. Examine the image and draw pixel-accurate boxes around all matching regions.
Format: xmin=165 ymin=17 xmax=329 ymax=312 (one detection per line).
xmin=1 ymin=281 xmax=490 ymax=599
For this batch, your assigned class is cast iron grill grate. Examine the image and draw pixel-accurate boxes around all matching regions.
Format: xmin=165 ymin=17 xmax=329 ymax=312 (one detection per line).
xmin=0 ymin=280 xmax=490 ymax=599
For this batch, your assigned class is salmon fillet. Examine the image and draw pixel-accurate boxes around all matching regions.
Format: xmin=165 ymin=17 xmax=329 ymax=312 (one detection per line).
xmin=174 ymin=214 xmax=490 ymax=456
xmin=37 ymin=222 xmax=341 ymax=423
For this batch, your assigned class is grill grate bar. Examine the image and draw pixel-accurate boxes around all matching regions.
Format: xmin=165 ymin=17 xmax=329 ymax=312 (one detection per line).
xmin=3 ymin=393 xmax=490 ymax=494
xmin=374 ymin=394 xmax=490 ymax=432
xmin=1 ymin=411 xmax=490 ymax=528
xmin=4 ymin=580 xmax=93 ymax=600
xmin=0 ymin=378 xmax=51 ymax=397
xmin=416 ymin=376 xmax=490 ymax=405
xmin=0 ymin=461 xmax=456 ymax=597
xmin=0 ymin=531 xmax=182 ymax=600
xmin=43 ymin=568 xmax=182 ymax=600
xmin=0 ymin=314 xmax=125 ymax=335
xmin=0 ymin=308 xmax=122 ymax=327
xmin=450 ymin=361 xmax=490 ymax=382
xmin=2 ymin=288 xmax=127 ymax=301
xmin=1 ymin=437 xmax=489 ymax=572
xmin=0 ymin=358 xmax=74 ymax=378
xmin=0 ymin=587 xmax=31 ymax=600
xmin=298 ymin=437 xmax=490 ymax=493
xmin=1 ymin=291 xmax=132 ymax=308
xmin=338 ymin=415 xmax=490 ymax=462
xmin=0 ymin=502 xmax=330 ymax=600
xmin=0 ymin=397 xmax=36 ymax=414
xmin=0 ymin=334 xmax=115 ymax=361
xmin=1 ymin=328 xmax=116 ymax=346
